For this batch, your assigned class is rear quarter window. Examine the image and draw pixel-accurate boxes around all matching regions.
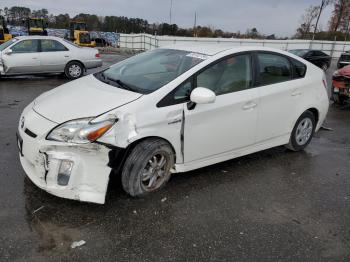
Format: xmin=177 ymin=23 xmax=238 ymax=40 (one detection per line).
xmin=291 ymin=59 xmax=307 ymax=79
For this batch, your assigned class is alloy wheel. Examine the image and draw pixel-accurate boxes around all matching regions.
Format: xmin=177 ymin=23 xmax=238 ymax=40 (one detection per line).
xmin=295 ymin=118 xmax=313 ymax=146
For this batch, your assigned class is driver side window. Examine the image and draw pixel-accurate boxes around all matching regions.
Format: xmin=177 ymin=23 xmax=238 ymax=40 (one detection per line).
xmin=11 ymin=40 xmax=39 ymax=53
xmin=197 ymin=54 xmax=252 ymax=95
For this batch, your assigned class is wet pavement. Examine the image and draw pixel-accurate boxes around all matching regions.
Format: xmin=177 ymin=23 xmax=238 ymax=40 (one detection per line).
xmin=0 ymin=55 xmax=349 ymax=262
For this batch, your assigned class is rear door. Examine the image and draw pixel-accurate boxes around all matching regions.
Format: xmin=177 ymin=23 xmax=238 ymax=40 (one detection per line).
xmin=254 ymin=52 xmax=303 ymax=142
xmin=39 ymin=39 xmax=70 ymax=72
xmin=3 ymin=39 xmax=40 ymax=74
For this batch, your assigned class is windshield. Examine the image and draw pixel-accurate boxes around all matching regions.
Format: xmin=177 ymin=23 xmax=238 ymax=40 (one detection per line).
xmin=95 ymin=48 xmax=207 ymax=94
xmin=289 ymin=49 xmax=309 ymax=57
xmin=29 ymin=19 xmax=43 ymax=28
xmin=0 ymin=38 xmax=17 ymax=51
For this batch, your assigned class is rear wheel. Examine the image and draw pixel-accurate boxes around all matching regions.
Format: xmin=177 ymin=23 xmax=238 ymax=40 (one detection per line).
xmin=121 ymin=138 xmax=175 ymax=197
xmin=65 ymin=61 xmax=84 ymax=80
xmin=286 ymin=111 xmax=315 ymax=152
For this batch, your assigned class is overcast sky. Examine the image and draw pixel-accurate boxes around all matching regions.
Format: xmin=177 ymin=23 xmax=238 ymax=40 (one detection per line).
xmin=1 ymin=0 xmax=334 ymax=37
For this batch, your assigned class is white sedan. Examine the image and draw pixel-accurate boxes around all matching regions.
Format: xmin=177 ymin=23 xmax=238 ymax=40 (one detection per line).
xmin=0 ymin=36 xmax=102 ymax=79
xmin=17 ymin=45 xmax=329 ymax=204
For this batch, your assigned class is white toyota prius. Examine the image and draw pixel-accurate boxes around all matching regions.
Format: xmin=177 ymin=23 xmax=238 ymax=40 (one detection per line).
xmin=17 ymin=45 xmax=329 ymax=204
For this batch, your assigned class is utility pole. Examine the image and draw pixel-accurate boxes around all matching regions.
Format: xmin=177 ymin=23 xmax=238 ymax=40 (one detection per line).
xmin=193 ymin=12 xmax=197 ymax=37
xmin=312 ymin=0 xmax=329 ymax=40
xmin=169 ymin=0 xmax=173 ymax=24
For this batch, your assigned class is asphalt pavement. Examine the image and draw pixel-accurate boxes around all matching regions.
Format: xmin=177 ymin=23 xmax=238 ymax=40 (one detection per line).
xmin=0 ymin=55 xmax=349 ymax=262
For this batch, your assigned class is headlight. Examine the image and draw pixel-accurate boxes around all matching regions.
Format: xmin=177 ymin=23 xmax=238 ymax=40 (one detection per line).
xmin=46 ymin=117 xmax=116 ymax=144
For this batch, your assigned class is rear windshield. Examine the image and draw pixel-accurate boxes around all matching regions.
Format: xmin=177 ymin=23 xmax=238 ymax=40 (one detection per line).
xmin=340 ymin=53 xmax=350 ymax=61
xmin=95 ymin=48 xmax=207 ymax=94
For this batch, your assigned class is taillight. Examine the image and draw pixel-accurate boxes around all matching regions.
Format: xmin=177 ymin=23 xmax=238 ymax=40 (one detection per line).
xmin=95 ymin=53 xmax=101 ymax=58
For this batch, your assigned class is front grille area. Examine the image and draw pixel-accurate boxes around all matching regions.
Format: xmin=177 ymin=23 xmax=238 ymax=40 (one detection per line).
xmin=24 ymin=128 xmax=37 ymax=138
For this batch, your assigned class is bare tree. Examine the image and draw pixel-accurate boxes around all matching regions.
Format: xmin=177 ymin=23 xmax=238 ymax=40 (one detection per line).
xmin=329 ymin=0 xmax=350 ymax=32
xmin=296 ymin=5 xmax=319 ymax=39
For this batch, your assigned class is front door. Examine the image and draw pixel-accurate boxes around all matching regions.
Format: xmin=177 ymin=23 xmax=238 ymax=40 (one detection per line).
xmin=184 ymin=53 xmax=258 ymax=163
xmin=3 ymin=39 xmax=41 ymax=74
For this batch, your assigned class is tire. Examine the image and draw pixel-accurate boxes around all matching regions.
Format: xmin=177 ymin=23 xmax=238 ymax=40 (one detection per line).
xmin=121 ymin=138 xmax=175 ymax=197
xmin=64 ymin=61 xmax=84 ymax=80
xmin=285 ymin=111 xmax=316 ymax=152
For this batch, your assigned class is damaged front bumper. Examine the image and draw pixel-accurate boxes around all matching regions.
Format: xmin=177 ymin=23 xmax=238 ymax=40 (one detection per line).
xmin=18 ymin=106 xmax=112 ymax=204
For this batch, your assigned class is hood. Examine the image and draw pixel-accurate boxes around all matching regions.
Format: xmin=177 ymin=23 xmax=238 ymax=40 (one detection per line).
xmin=33 ymin=74 xmax=142 ymax=123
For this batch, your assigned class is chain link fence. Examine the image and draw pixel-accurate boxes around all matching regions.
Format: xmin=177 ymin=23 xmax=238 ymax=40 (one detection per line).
xmin=119 ymin=33 xmax=350 ymax=58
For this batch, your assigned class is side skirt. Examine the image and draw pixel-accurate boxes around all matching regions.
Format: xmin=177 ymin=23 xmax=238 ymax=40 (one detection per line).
xmin=174 ymin=134 xmax=290 ymax=173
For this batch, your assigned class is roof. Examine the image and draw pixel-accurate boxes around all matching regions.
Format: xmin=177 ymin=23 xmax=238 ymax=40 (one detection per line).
xmin=163 ymin=43 xmax=291 ymax=56
xmin=15 ymin=35 xmax=63 ymax=40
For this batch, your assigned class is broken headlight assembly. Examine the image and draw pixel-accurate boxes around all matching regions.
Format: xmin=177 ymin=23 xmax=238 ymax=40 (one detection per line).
xmin=46 ymin=117 xmax=117 ymax=144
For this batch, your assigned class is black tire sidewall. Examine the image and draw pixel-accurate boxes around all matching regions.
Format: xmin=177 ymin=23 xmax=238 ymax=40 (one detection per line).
xmin=289 ymin=111 xmax=316 ymax=151
xmin=121 ymin=139 xmax=175 ymax=197
xmin=65 ymin=62 xmax=83 ymax=80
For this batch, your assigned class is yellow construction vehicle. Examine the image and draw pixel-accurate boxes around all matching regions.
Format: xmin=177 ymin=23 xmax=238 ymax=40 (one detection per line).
xmin=24 ymin=17 xmax=48 ymax=36
xmin=69 ymin=20 xmax=95 ymax=47
xmin=0 ymin=16 xmax=12 ymax=44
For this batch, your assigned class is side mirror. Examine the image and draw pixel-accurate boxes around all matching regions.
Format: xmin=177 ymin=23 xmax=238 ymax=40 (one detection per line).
xmin=190 ymin=87 xmax=216 ymax=104
xmin=4 ymin=49 xmax=13 ymax=55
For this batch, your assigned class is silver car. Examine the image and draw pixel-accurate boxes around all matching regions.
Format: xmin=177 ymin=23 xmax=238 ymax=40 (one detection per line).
xmin=0 ymin=36 xmax=102 ymax=79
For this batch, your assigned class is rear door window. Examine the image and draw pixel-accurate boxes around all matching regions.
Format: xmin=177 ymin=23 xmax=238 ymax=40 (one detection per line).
xmin=256 ymin=53 xmax=292 ymax=86
xmin=41 ymin=40 xmax=68 ymax=52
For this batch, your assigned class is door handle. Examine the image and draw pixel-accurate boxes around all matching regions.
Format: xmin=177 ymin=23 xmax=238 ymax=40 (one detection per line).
xmin=64 ymin=55 xmax=70 ymax=58
xmin=242 ymin=102 xmax=257 ymax=111
xmin=168 ymin=118 xmax=182 ymax=125
xmin=32 ymin=57 xmax=38 ymax=59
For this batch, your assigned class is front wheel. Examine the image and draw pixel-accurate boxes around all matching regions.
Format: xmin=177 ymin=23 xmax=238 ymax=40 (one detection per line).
xmin=121 ymin=138 xmax=175 ymax=197
xmin=285 ymin=111 xmax=316 ymax=152
xmin=65 ymin=61 xmax=84 ymax=80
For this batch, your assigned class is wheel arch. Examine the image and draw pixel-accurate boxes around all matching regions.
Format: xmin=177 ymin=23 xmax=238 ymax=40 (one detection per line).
xmin=107 ymin=136 xmax=177 ymax=175
xmin=65 ymin=59 xmax=86 ymax=71
xmin=306 ymin=107 xmax=319 ymax=125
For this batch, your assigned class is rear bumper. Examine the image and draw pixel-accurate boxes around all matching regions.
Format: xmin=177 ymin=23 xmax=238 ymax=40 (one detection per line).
xmin=84 ymin=59 xmax=103 ymax=69
xmin=18 ymin=106 xmax=112 ymax=204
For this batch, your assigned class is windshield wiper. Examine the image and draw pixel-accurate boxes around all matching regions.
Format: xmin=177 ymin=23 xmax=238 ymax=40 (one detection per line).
xmin=106 ymin=77 xmax=134 ymax=92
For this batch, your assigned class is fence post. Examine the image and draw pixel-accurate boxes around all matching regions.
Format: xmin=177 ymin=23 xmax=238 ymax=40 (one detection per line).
xmin=330 ymin=36 xmax=337 ymax=58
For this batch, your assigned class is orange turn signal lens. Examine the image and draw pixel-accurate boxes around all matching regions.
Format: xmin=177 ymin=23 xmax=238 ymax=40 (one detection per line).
xmin=332 ymin=80 xmax=346 ymax=88
xmin=86 ymin=123 xmax=113 ymax=141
